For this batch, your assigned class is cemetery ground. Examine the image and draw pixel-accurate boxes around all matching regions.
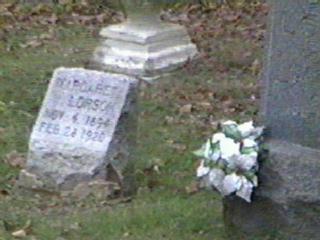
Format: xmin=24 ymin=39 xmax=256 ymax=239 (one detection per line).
xmin=0 ymin=3 xmax=268 ymax=240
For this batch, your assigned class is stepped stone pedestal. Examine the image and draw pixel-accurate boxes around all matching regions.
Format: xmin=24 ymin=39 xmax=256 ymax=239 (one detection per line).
xmin=91 ymin=4 xmax=197 ymax=80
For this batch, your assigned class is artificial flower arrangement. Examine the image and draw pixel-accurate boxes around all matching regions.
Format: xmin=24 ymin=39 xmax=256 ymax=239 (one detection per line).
xmin=194 ymin=120 xmax=264 ymax=202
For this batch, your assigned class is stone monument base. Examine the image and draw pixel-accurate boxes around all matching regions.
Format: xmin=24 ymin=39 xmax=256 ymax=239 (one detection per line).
xmin=223 ymin=140 xmax=320 ymax=240
xmin=90 ymin=20 xmax=198 ymax=81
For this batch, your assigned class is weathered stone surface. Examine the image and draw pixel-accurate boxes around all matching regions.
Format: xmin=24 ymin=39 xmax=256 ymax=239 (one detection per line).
xmin=260 ymin=0 xmax=320 ymax=149
xmin=90 ymin=19 xmax=198 ymax=80
xmin=19 ymin=68 xmax=139 ymax=193
xmin=224 ymin=1 xmax=320 ymax=239
xmin=224 ymin=140 xmax=320 ymax=239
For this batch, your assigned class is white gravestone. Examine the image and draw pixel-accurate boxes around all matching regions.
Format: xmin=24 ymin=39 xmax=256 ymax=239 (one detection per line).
xmin=19 ymin=68 xmax=138 ymax=192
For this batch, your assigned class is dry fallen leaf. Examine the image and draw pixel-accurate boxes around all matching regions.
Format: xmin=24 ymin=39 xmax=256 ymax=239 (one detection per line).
xmin=69 ymin=222 xmax=81 ymax=231
xmin=165 ymin=116 xmax=175 ymax=124
xmin=4 ymin=151 xmax=26 ymax=168
xmin=185 ymin=181 xmax=200 ymax=195
xmin=39 ymin=32 xmax=54 ymax=40
xmin=251 ymin=58 xmax=261 ymax=75
xmin=170 ymin=143 xmax=187 ymax=152
xmin=11 ymin=229 xmax=27 ymax=238
xmin=0 ymin=189 xmax=9 ymax=197
xmin=179 ymin=104 xmax=193 ymax=114
xmin=20 ymin=39 xmax=43 ymax=49
xmin=123 ymin=232 xmax=130 ymax=238
xmin=197 ymin=101 xmax=212 ymax=110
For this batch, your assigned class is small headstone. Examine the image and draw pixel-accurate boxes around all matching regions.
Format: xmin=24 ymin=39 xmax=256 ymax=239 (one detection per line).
xmin=19 ymin=68 xmax=139 ymax=194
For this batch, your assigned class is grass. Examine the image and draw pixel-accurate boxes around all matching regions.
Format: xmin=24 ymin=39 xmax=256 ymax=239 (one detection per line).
xmin=0 ymin=10 xmax=264 ymax=239
xmin=0 ymin=25 xmax=97 ymax=189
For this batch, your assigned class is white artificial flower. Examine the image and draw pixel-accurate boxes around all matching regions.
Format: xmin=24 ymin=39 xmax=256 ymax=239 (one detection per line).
xmin=221 ymin=173 xmax=242 ymax=196
xmin=247 ymin=126 xmax=264 ymax=140
xmin=241 ymin=138 xmax=259 ymax=157
xmin=196 ymin=160 xmax=210 ymax=178
xmin=219 ymin=137 xmax=241 ymax=160
xmin=238 ymin=121 xmax=255 ymax=138
xmin=203 ymin=139 xmax=212 ymax=159
xmin=194 ymin=119 xmax=264 ymax=204
xmin=203 ymin=139 xmax=221 ymax=162
xmin=224 ymin=155 xmax=238 ymax=170
xmin=235 ymin=153 xmax=258 ymax=171
xmin=208 ymin=168 xmax=225 ymax=193
xmin=242 ymin=138 xmax=258 ymax=149
xmin=236 ymin=176 xmax=254 ymax=203
xmin=210 ymin=150 xmax=221 ymax=162
xmin=222 ymin=120 xmax=237 ymax=125
xmin=212 ymin=133 xmax=227 ymax=143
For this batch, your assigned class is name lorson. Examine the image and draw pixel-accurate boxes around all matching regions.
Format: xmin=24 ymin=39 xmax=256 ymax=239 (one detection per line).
xmin=67 ymin=95 xmax=113 ymax=112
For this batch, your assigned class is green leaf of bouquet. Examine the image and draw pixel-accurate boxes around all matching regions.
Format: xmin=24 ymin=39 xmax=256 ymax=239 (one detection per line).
xmin=203 ymin=160 xmax=217 ymax=169
xmin=241 ymin=147 xmax=257 ymax=155
xmin=243 ymin=171 xmax=256 ymax=180
xmin=193 ymin=147 xmax=205 ymax=157
xmin=222 ymin=124 xmax=242 ymax=141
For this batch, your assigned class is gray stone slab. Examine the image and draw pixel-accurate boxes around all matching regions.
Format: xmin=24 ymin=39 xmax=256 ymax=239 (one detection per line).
xmin=19 ymin=68 xmax=139 ymax=192
xmin=260 ymin=0 xmax=320 ymax=149
xmin=224 ymin=140 xmax=320 ymax=240
xmin=224 ymin=1 xmax=320 ymax=239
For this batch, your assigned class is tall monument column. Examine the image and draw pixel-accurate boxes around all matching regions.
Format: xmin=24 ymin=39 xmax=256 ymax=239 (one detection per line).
xmin=223 ymin=1 xmax=320 ymax=239
xmin=91 ymin=0 xmax=198 ymax=81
